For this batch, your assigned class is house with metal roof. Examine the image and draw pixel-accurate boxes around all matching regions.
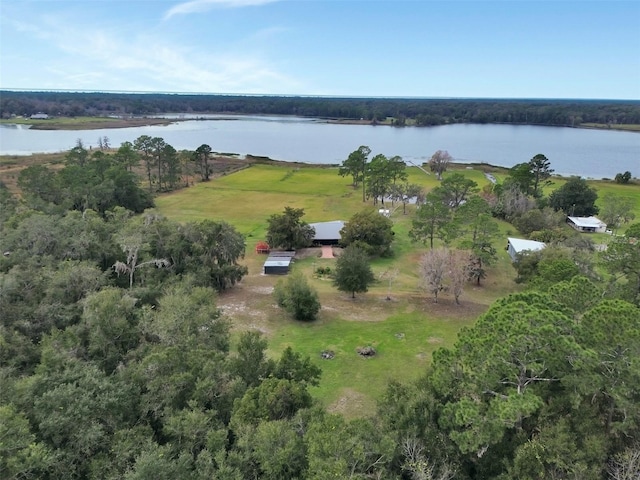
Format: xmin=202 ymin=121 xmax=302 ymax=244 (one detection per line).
xmin=309 ymin=221 xmax=345 ymax=245
xmin=567 ymin=216 xmax=607 ymax=233
xmin=507 ymin=237 xmax=546 ymax=261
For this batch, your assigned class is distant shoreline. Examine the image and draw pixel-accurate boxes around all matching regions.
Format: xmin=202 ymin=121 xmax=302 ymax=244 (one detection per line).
xmin=1 ymin=115 xmax=639 ymax=133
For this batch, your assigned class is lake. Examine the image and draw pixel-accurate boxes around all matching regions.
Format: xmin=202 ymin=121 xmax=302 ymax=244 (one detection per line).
xmin=1 ymin=115 xmax=638 ymax=178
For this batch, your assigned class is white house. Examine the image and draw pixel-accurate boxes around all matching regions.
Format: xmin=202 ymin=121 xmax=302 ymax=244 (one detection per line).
xmin=507 ymin=237 xmax=546 ymax=261
xmin=566 ymin=216 xmax=607 ymax=233
xmin=30 ymin=113 xmax=49 ymax=120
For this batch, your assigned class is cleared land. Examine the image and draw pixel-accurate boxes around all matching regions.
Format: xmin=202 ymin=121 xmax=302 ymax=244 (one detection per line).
xmin=4 ymin=152 xmax=637 ymax=416
xmin=155 ymin=163 xmax=521 ymax=417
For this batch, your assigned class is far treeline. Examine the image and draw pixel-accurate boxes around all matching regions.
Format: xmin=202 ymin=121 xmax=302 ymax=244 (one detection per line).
xmin=2 ymin=90 xmax=640 ymax=126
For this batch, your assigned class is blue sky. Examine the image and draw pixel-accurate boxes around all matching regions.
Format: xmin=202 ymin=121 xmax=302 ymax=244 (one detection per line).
xmin=1 ymin=0 xmax=639 ymax=99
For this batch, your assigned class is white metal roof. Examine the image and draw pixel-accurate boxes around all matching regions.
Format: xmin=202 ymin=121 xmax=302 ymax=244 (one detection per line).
xmin=567 ymin=216 xmax=606 ymax=228
xmin=264 ymin=257 xmax=293 ymax=267
xmin=309 ymin=221 xmax=345 ymax=240
xmin=508 ymin=237 xmax=546 ymax=254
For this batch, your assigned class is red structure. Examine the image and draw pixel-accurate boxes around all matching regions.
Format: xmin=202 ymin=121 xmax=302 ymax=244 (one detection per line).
xmin=255 ymin=241 xmax=270 ymax=254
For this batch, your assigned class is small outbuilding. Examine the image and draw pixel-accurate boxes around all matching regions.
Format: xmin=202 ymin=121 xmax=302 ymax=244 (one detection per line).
xmin=507 ymin=237 xmax=546 ymax=261
xmin=263 ymin=251 xmax=295 ymax=275
xmin=567 ymin=216 xmax=607 ymax=233
xmin=255 ymin=241 xmax=270 ymax=254
xmin=309 ymin=221 xmax=345 ymax=245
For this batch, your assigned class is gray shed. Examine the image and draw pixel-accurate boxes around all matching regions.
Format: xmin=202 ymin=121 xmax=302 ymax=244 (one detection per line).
xmin=263 ymin=256 xmax=293 ymax=275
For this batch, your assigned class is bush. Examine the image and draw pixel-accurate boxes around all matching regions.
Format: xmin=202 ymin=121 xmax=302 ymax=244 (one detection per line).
xmin=273 ymin=272 xmax=321 ymax=321
xmin=315 ymin=266 xmax=331 ymax=276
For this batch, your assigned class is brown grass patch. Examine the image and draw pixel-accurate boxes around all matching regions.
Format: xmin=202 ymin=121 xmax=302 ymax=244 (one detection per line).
xmin=327 ymin=387 xmax=375 ymax=418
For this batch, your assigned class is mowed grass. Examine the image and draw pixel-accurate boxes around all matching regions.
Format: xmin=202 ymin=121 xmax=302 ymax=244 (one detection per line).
xmin=155 ymin=163 xmax=520 ymax=417
xmin=592 ymin=180 xmax=640 ymax=226
xmin=268 ymin=304 xmax=474 ymax=416
xmin=157 ymin=165 xmax=367 ymax=236
xmin=157 ymin=164 xmax=640 ymax=415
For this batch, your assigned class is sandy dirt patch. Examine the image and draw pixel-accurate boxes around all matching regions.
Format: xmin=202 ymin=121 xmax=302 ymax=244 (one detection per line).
xmin=327 ymin=388 xmax=371 ymax=417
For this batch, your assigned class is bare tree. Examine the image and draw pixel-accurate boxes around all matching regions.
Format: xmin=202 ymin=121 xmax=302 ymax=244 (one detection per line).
xmin=448 ymin=249 xmax=471 ymax=305
xmin=113 ymin=232 xmax=170 ymax=288
xmin=607 ymin=443 xmax=640 ymax=480
xmin=379 ymin=267 xmax=400 ymax=300
xmin=419 ymin=248 xmax=449 ymax=303
xmin=401 ymin=437 xmax=456 ymax=480
xmin=428 ymin=150 xmax=452 ymax=181
xmin=501 ymin=183 xmax=536 ymax=219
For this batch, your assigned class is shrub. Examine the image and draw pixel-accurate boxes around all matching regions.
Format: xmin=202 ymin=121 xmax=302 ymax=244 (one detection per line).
xmin=315 ymin=266 xmax=331 ymax=276
xmin=273 ymin=272 xmax=321 ymax=321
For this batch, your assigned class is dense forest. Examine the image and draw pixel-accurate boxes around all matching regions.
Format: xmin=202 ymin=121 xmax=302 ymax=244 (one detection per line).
xmin=2 ymin=143 xmax=640 ymax=479
xmin=2 ymin=90 xmax=640 ymax=126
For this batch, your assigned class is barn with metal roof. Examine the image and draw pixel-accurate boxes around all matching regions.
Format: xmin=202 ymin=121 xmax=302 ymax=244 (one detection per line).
xmin=507 ymin=237 xmax=546 ymax=261
xmin=309 ymin=221 xmax=345 ymax=245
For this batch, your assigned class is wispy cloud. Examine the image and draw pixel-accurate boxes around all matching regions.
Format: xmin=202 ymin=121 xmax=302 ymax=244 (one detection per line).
xmin=164 ymin=0 xmax=280 ymax=21
xmin=12 ymin=15 xmax=301 ymax=94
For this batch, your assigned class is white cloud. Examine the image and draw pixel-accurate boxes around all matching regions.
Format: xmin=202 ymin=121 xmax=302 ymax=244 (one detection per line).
xmin=164 ymin=0 xmax=280 ymax=21
xmin=16 ymin=16 xmax=302 ymax=94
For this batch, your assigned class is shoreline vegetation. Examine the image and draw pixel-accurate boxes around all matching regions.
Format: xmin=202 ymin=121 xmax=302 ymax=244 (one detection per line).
xmin=1 ymin=114 xmax=640 ymax=132
xmin=2 ymin=91 xmax=639 ymax=132
xmin=1 ymin=146 xmax=635 ymax=200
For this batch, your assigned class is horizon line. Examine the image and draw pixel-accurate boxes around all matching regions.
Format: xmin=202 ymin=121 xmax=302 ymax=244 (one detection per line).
xmin=1 ymin=88 xmax=638 ymax=103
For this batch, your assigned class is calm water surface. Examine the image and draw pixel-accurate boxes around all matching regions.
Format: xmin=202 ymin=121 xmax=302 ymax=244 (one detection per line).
xmin=1 ymin=116 xmax=638 ymax=178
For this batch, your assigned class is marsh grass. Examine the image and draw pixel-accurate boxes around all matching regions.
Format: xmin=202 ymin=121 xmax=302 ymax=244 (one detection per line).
xmin=0 ymin=116 xmax=171 ymax=130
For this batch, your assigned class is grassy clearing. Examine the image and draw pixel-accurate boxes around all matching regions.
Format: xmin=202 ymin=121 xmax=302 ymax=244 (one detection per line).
xmin=592 ymin=180 xmax=640 ymax=223
xmin=5 ymin=154 xmax=633 ymax=415
xmin=156 ymin=164 xmax=521 ymax=416
xmin=268 ymin=301 xmax=476 ymax=417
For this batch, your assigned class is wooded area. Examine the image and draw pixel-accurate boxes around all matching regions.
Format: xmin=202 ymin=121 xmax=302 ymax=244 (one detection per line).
xmin=2 ymin=141 xmax=640 ymax=479
xmin=2 ymin=90 xmax=640 ymax=126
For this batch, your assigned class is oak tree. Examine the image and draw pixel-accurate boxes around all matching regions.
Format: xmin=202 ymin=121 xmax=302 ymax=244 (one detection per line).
xmin=333 ymin=245 xmax=375 ymax=298
xmin=266 ymin=207 xmax=315 ymax=250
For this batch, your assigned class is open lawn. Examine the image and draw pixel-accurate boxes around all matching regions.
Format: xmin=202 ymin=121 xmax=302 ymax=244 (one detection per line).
xmin=592 ymin=179 xmax=640 ymax=229
xmin=156 ymin=164 xmax=521 ymax=417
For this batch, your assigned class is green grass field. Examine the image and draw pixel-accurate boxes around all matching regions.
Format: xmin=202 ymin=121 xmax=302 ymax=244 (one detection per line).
xmin=155 ymin=161 xmax=640 ymax=417
xmin=155 ymin=164 xmax=523 ymax=416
